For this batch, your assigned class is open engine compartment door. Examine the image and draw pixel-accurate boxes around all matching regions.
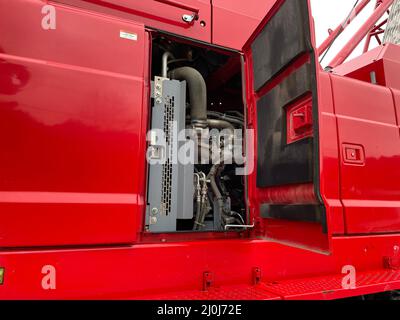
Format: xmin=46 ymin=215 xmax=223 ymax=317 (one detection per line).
xmin=243 ymin=0 xmax=329 ymax=251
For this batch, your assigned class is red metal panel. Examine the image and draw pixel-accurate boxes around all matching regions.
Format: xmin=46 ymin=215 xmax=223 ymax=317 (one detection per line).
xmin=0 ymin=0 xmax=399 ymax=301
xmin=382 ymin=45 xmax=400 ymax=90
xmin=332 ymin=45 xmax=387 ymax=81
xmin=211 ymin=0 xmax=275 ymax=50
xmin=393 ymin=89 xmax=400 ymax=132
xmin=51 ymin=0 xmax=212 ymax=43
xmin=317 ymin=72 xmax=344 ymax=235
xmin=0 ymin=0 xmax=148 ymax=246
xmin=1 ymin=235 xmax=400 ymax=299
xmin=331 ymin=74 xmax=400 ymax=234
xmin=333 ymin=44 xmax=400 ymax=89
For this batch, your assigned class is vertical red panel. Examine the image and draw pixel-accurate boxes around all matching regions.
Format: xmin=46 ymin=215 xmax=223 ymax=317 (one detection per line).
xmin=318 ymin=73 xmax=344 ymax=235
xmin=332 ymin=75 xmax=400 ymax=234
xmin=0 ymin=0 xmax=149 ymax=246
xmin=212 ymin=0 xmax=275 ymax=50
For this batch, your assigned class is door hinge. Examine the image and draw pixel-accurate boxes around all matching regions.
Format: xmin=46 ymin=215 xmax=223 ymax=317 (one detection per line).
xmin=203 ymin=271 xmax=214 ymax=291
xmin=252 ymin=267 xmax=262 ymax=285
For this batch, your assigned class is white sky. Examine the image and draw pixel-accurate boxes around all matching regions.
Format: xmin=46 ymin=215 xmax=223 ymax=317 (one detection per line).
xmin=310 ymin=0 xmax=387 ymax=66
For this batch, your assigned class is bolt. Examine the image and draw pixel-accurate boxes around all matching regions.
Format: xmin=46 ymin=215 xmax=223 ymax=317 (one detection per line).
xmin=156 ymin=98 xmax=162 ymax=104
xmin=150 ymin=216 xmax=157 ymax=224
xmin=151 ymin=207 xmax=159 ymax=215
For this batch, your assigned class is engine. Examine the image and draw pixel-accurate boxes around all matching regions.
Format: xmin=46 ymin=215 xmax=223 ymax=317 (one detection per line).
xmin=146 ymin=41 xmax=247 ymax=233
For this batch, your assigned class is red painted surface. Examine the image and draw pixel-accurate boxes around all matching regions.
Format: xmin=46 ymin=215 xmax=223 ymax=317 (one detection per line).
xmin=1 ymin=235 xmax=400 ymax=299
xmin=331 ymin=74 xmax=400 ymax=234
xmin=211 ymin=0 xmax=275 ymax=50
xmin=0 ymin=0 xmax=149 ymax=246
xmin=333 ymin=44 xmax=400 ymax=89
xmin=393 ymin=89 xmax=400 ymax=132
xmin=317 ymin=72 xmax=345 ymax=236
xmin=0 ymin=0 xmax=399 ymax=300
xmin=51 ymin=0 xmax=212 ymax=43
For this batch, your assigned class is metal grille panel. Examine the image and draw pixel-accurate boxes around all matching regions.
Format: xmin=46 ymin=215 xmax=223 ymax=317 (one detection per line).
xmin=161 ymin=96 xmax=174 ymax=216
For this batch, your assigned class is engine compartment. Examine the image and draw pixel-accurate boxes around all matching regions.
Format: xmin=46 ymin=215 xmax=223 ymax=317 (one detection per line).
xmin=146 ymin=35 xmax=248 ymax=233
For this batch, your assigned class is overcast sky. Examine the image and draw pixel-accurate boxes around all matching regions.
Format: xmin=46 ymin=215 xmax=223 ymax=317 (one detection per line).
xmin=311 ymin=0 xmax=385 ymax=66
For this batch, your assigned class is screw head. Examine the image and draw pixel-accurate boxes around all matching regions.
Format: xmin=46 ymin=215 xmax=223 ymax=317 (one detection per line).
xmin=150 ymin=216 xmax=157 ymax=225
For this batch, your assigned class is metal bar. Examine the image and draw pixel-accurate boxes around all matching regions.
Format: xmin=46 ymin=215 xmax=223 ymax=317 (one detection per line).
xmin=371 ymin=29 xmax=386 ymax=35
xmin=363 ymin=33 xmax=373 ymax=51
xmin=318 ymin=0 xmax=371 ymax=56
xmin=363 ymin=1 xmax=384 ymax=52
xmin=224 ymin=224 xmax=255 ymax=231
xmin=374 ymin=17 xmax=389 ymax=29
xmin=363 ymin=20 xmax=387 ymax=52
xmin=328 ymin=0 xmax=394 ymax=68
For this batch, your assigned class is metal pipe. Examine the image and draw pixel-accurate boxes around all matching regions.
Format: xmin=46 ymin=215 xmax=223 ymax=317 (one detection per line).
xmin=207 ymin=119 xmax=235 ymax=133
xmin=363 ymin=1 xmax=386 ymax=52
xmin=318 ymin=0 xmax=371 ymax=57
xmin=328 ymin=0 xmax=393 ymax=68
xmin=169 ymin=67 xmax=208 ymax=128
xmin=195 ymin=173 xmax=208 ymax=230
xmin=162 ymin=52 xmax=174 ymax=78
xmin=207 ymin=111 xmax=244 ymax=127
xmin=208 ymin=165 xmax=223 ymax=201
xmin=224 ymin=224 xmax=255 ymax=231
xmin=193 ymin=173 xmax=202 ymax=230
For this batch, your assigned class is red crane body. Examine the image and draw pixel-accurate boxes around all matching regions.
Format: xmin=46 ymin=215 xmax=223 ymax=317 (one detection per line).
xmin=0 ymin=0 xmax=400 ymax=299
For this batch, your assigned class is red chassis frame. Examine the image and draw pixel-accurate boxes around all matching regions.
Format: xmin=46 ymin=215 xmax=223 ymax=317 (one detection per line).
xmin=0 ymin=0 xmax=400 ymax=300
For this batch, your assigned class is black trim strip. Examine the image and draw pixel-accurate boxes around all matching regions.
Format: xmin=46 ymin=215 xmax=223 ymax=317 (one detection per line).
xmin=260 ymin=204 xmax=324 ymax=223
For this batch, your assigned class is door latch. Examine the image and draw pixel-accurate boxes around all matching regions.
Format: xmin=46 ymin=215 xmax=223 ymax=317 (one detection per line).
xmin=342 ymin=143 xmax=365 ymax=165
xmin=182 ymin=14 xmax=197 ymax=24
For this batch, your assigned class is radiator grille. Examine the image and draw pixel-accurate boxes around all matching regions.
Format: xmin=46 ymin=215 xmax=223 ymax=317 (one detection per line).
xmin=161 ymin=96 xmax=175 ymax=215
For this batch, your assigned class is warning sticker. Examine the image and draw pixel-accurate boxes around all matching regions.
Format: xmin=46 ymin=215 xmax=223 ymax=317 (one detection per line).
xmin=120 ymin=31 xmax=138 ymax=41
